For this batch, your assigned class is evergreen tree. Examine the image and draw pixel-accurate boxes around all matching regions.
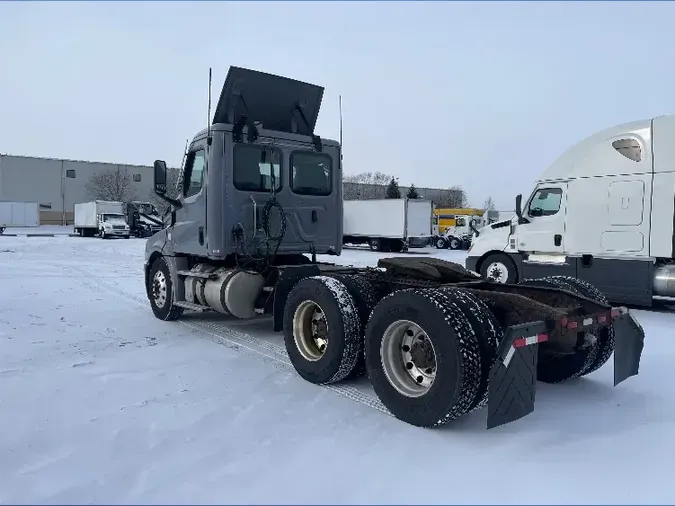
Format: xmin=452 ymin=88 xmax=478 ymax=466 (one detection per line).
xmin=406 ymin=184 xmax=419 ymax=199
xmin=386 ymin=177 xmax=401 ymax=199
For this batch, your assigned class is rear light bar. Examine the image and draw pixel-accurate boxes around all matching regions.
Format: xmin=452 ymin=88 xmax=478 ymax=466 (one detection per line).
xmin=513 ymin=333 xmax=549 ymax=348
xmin=560 ymin=306 xmax=628 ymax=332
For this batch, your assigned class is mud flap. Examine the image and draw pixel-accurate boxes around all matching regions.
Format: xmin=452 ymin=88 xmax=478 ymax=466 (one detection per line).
xmin=612 ymin=309 xmax=645 ymax=387
xmin=486 ymin=321 xmax=549 ymax=430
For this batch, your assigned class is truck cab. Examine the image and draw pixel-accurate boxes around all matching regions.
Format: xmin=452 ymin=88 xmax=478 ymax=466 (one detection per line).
xmin=466 ymin=115 xmax=675 ymax=307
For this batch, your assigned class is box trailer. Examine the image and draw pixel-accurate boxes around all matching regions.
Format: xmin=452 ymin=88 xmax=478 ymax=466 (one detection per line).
xmin=343 ymin=198 xmax=433 ymax=252
xmin=74 ymin=200 xmax=130 ymax=239
xmin=0 ymin=201 xmax=39 ymax=233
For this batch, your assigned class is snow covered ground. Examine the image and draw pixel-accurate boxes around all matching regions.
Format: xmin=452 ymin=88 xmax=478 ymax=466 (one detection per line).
xmin=1 ymin=228 xmax=674 ymax=504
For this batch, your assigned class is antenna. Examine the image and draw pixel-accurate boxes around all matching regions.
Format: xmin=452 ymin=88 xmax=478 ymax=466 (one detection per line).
xmin=338 ymin=94 xmax=343 ymax=151
xmin=207 ymin=67 xmax=213 ymax=146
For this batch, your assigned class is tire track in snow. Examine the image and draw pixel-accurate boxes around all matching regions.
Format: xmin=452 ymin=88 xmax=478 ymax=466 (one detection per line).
xmin=50 ymin=261 xmax=392 ymax=417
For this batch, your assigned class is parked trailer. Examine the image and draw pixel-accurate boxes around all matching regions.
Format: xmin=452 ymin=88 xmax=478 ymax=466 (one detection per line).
xmin=343 ymin=198 xmax=433 ymax=252
xmin=467 ymin=115 xmax=675 ymax=308
xmin=0 ymin=201 xmax=39 ymax=234
xmin=74 ymin=200 xmax=130 ymax=239
xmin=143 ymin=66 xmax=644 ymax=430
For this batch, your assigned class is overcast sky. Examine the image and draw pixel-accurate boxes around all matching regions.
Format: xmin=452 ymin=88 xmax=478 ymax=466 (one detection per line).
xmin=1 ymin=1 xmax=674 ymax=209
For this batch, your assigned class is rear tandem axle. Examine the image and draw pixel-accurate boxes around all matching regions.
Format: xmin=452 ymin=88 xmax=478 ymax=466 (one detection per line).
xmin=145 ymin=255 xmax=645 ymax=430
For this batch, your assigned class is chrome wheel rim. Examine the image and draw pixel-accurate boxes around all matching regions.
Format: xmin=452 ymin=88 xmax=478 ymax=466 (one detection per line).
xmin=380 ymin=320 xmax=437 ymax=398
xmin=152 ymin=269 xmax=168 ymax=308
xmin=293 ymin=300 xmax=329 ymax=362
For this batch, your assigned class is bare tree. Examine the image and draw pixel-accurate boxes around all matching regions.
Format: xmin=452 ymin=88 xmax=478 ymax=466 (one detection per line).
xmin=86 ymin=166 xmax=137 ymax=202
xmin=483 ymin=196 xmax=496 ymax=211
xmin=343 ymin=171 xmax=391 ymax=185
xmin=343 ymin=172 xmax=396 ymax=200
xmin=431 ymin=186 xmax=467 ymax=208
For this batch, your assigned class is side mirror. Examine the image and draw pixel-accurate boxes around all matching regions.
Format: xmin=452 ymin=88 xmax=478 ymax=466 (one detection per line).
xmin=154 ymin=160 xmax=167 ymax=195
xmin=515 ymin=194 xmax=529 ymax=225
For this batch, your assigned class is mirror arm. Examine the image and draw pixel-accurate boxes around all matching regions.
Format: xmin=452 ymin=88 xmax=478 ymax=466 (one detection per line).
xmin=155 ymin=192 xmax=182 ymax=209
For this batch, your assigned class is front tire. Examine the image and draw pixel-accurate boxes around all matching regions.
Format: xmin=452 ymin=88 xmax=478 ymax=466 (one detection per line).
xmin=480 ymin=253 xmax=517 ymax=283
xmin=435 ymin=237 xmax=447 ymax=249
xmin=148 ymin=257 xmax=184 ymax=321
xmin=448 ymin=237 xmax=461 ymax=250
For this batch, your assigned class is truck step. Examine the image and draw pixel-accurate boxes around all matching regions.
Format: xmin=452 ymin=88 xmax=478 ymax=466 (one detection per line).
xmin=174 ymin=301 xmax=212 ymax=312
xmin=177 ymin=270 xmax=219 ymax=279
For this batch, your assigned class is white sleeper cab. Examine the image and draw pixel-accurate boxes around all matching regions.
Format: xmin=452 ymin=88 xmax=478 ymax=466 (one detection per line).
xmin=466 ymin=114 xmax=675 ymax=307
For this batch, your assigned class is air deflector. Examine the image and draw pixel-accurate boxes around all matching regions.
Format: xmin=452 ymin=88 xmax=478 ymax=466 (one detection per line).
xmin=212 ymin=66 xmax=324 ymax=136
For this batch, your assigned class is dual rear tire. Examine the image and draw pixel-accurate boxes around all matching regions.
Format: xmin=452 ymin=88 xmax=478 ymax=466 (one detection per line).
xmin=284 ymin=276 xmax=502 ymax=428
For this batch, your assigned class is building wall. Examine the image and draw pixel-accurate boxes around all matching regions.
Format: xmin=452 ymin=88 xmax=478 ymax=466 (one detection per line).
xmin=0 ymin=155 xmax=157 ymax=224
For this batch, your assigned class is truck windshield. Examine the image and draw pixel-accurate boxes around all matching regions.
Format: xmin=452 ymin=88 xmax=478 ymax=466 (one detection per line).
xmin=233 ymin=144 xmax=282 ymax=192
xmin=102 ymin=214 xmax=124 ymax=222
xmin=291 ymin=151 xmax=332 ymax=196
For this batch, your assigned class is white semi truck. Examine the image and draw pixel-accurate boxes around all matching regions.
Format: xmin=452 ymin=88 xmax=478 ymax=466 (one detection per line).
xmin=466 ymin=114 xmax=675 ymax=307
xmin=343 ymin=198 xmax=433 ymax=252
xmin=74 ymin=200 xmax=130 ymax=239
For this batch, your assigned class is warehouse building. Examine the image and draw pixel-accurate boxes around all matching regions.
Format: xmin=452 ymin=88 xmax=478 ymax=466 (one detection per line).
xmin=0 ymin=154 xmax=159 ymax=225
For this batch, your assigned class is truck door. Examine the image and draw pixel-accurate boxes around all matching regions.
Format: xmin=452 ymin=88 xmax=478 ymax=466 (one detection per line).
xmin=172 ymin=141 xmax=207 ymax=255
xmin=516 ymin=183 xmax=567 ymax=254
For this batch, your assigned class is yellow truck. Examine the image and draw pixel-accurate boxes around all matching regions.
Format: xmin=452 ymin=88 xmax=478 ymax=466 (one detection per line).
xmin=433 ymin=208 xmax=487 ymax=249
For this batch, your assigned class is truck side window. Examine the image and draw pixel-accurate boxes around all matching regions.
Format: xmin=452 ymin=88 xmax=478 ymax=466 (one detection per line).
xmin=233 ymin=144 xmax=282 ymax=192
xmin=291 ymin=151 xmax=332 ymax=196
xmin=183 ymin=149 xmax=206 ymax=198
xmin=527 ymin=188 xmax=563 ymax=217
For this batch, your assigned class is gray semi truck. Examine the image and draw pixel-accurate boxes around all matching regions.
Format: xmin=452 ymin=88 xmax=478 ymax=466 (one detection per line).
xmin=143 ymin=66 xmax=645 ymax=430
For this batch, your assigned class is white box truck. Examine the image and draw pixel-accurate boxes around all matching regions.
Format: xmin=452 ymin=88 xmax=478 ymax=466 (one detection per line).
xmin=74 ymin=200 xmax=130 ymax=239
xmin=343 ymin=198 xmax=433 ymax=252
xmin=466 ymin=114 xmax=675 ymax=307
xmin=0 ymin=201 xmax=39 ymax=234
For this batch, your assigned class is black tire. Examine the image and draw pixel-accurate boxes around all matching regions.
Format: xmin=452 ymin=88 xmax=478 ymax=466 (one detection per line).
xmin=329 ymin=274 xmax=382 ymax=379
xmin=448 ymin=237 xmax=461 ymax=250
xmin=389 ymin=240 xmax=403 ymax=253
xmin=148 ymin=256 xmax=184 ymax=321
xmin=544 ymin=276 xmax=615 ymax=377
xmin=435 ymin=237 xmax=447 ymax=249
xmin=283 ymin=275 xmax=361 ymax=385
xmin=364 ymin=288 xmax=482 ymax=427
xmin=369 ymin=238 xmax=381 ymax=251
xmin=480 ymin=253 xmax=518 ymax=284
xmin=519 ymin=277 xmax=598 ymax=383
xmin=436 ymin=287 xmax=502 ymax=412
